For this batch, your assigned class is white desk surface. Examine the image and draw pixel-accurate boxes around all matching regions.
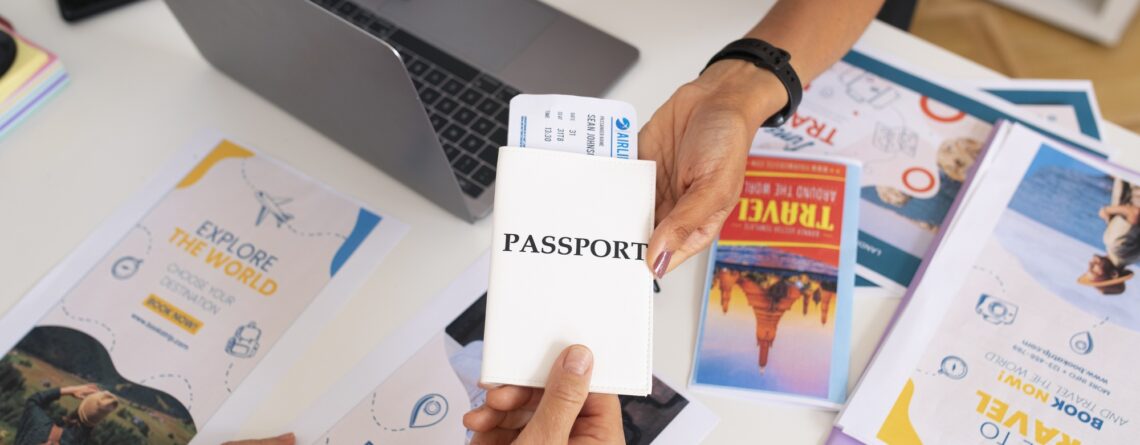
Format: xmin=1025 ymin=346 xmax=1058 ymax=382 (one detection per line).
xmin=1 ymin=1 xmax=1137 ymax=443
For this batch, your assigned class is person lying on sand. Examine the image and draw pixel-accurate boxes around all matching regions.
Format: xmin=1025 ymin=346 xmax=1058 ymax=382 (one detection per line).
xmin=1080 ymin=179 xmax=1140 ymax=295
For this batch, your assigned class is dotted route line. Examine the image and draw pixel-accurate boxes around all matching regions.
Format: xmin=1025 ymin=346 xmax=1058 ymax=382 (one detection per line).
xmin=139 ymin=373 xmax=194 ymax=411
xmin=240 ymin=159 xmax=346 ymax=240
xmin=224 ymin=361 xmax=235 ymax=394
xmin=371 ymin=391 xmax=407 ymax=432
xmin=59 ymin=303 xmax=117 ymax=353
xmin=135 ymin=224 xmax=153 ymax=255
xmin=972 ymin=265 xmax=1007 ymax=296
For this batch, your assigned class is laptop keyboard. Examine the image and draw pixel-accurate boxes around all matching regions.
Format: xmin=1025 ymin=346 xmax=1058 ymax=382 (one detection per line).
xmin=312 ymin=0 xmax=520 ymax=198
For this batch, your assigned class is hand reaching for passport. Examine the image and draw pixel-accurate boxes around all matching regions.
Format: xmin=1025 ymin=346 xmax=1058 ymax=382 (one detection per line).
xmin=641 ymin=59 xmax=787 ymax=278
xmin=464 ymin=345 xmax=624 ymax=445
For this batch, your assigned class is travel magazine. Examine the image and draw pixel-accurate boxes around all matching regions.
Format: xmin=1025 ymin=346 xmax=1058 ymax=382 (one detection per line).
xmin=691 ymin=152 xmax=861 ymax=409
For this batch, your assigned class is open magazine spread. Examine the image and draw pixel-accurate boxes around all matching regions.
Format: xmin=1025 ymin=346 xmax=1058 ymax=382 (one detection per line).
xmin=751 ymin=47 xmax=1110 ymax=291
xmin=691 ymin=153 xmax=860 ymax=408
xmin=291 ymin=253 xmax=719 ymax=445
xmin=832 ymin=123 xmax=1139 ymax=444
xmin=0 ymin=135 xmax=407 ymax=444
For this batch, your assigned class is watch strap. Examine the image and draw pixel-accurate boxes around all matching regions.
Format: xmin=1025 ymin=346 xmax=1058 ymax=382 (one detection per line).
xmin=702 ymin=38 xmax=802 ymax=128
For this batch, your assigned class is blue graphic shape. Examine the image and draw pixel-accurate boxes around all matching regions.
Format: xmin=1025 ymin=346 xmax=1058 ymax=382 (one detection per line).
xmin=975 ymin=294 xmax=1018 ymax=325
xmin=984 ymin=89 xmax=1101 ymax=140
xmin=254 ymin=191 xmax=294 ymax=228
xmin=225 ymin=322 xmax=261 ymax=359
xmin=615 ymin=117 xmax=631 ymax=130
xmin=409 ymin=394 xmax=449 ymax=429
xmin=330 ymin=209 xmax=381 ymax=277
xmin=112 ymin=256 xmax=143 ymax=280
xmin=939 ymin=356 xmax=968 ymax=379
xmin=1070 ymin=331 xmax=1094 ymax=355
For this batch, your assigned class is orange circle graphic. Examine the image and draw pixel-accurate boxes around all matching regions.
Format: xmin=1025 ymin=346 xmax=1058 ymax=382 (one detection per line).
xmin=920 ymin=96 xmax=966 ymax=123
xmin=903 ymin=167 xmax=936 ymax=193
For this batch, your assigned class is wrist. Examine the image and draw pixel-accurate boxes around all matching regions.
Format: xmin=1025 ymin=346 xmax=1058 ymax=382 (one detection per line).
xmin=694 ymin=59 xmax=788 ymax=129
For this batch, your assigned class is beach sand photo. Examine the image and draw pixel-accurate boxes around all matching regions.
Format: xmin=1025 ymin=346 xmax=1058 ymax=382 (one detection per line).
xmin=995 ymin=144 xmax=1140 ymax=332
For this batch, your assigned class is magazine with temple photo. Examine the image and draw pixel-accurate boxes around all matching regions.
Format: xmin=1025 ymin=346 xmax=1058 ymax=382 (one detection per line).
xmin=690 ymin=152 xmax=861 ymax=409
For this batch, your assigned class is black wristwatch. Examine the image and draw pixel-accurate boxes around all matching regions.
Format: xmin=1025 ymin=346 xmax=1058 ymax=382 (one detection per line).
xmin=702 ymin=38 xmax=802 ymax=128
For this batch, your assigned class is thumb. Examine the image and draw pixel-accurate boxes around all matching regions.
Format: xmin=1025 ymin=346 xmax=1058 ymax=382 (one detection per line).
xmin=222 ymin=433 xmax=295 ymax=445
xmin=517 ymin=345 xmax=594 ymax=443
xmin=647 ymin=179 xmax=740 ymax=279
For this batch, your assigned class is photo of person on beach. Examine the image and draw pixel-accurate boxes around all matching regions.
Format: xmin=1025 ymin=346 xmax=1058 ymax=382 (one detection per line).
xmin=1080 ymin=179 xmax=1140 ymax=294
xmin=994 ymin=145 xmax=1140 ymax=333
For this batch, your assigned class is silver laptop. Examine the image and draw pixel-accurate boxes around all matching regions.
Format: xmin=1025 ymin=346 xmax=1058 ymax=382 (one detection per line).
xmin=165 ymin=0 xmax=638 ymax=222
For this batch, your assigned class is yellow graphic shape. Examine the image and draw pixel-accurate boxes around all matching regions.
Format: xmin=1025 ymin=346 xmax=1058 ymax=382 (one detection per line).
xmin=877 ymin=379 xmax=924 ymax=445
xmin=143 ymin=294 xmax=203 ymax=334
xmin=176 ymin=140 xmax=254 ymax=189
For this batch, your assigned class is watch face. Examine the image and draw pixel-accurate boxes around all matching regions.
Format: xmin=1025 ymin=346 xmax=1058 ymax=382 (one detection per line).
xmin=0 ymin=29 xmax=16 ymax=79
xmin=939 ymin=355 xmax=969 ymax=380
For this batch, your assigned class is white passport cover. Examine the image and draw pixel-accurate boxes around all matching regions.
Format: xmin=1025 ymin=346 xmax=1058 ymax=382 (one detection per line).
xmin=483 ymin=147 xmax=655 ymax=395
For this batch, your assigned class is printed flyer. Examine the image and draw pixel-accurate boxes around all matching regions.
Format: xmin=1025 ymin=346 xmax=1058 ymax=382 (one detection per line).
xmin=691 ymin=153 xmax=860 ymax=408
xmin=832 ymin=124 xmax=1140 ymax=444
xmin=968 ymin=79 xmax=1105 ymax=141
xmin=751 ymin=47 xmax=1109 ymax=290
xmin=0 ymin=135 xmax=407 ymax=444
xmin=291 ymin=253 xmax=719 ymax=445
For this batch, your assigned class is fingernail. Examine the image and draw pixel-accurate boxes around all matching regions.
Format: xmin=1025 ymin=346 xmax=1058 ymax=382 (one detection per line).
xmin=652 ymin=250 xmax=673 ymax=279
xmin=477 ymin=381 xmax=502 ymax=390
xmin=563 ymin=345 xmax=592 ymax=376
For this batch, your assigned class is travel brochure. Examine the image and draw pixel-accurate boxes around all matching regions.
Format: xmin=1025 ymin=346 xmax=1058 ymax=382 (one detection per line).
xmin=291 ymin=253 xmax=719 ymax=445
xmin=0 ymin=134 xmax=408 ymax=444
xmin=691 ymin=152 xmax=861 ymax=409
xmin=751 ymin=46 xmax=1109 ymax=291
xmin=832 ymin=123 xmax=1140 ymax=444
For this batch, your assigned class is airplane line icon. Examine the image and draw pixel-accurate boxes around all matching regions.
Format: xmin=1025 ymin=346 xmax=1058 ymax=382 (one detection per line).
xmin=254 ymin=191 xmax=294 ymax=228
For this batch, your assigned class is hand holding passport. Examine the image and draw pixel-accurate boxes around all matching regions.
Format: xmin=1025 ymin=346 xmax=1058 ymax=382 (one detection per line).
xmin=483 ymin=95 xmax=655 ymax=395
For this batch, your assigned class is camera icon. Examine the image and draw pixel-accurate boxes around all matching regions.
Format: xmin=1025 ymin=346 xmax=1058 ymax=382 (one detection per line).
xmin=975 ymin=294 xmax=1018 ymax=325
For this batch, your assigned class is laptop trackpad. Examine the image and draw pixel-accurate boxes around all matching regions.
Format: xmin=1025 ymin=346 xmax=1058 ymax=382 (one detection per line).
xmin=374 ymin=0 xmax=556 ymax=72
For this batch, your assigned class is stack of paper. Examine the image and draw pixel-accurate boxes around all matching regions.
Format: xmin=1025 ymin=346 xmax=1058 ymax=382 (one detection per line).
xmin=830 ymin=122 xmax=1140 ymax=444
xmin=748 ymin=46 xmax=1106 ymax=293
xmin=736 ymin=43 xmax=1130 ymax=438
xmin=0 ymin=27 xmax=67 ymax=140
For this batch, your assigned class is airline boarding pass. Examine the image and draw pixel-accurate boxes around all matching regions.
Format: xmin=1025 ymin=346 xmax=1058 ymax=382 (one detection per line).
xmin=508 ymin=94 xmax=639 ymax=160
